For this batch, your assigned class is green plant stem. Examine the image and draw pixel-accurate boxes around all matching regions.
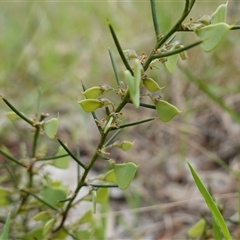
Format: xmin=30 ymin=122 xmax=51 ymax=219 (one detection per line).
xmin=113 ymin=117 xmax=156 ymax=130
xmin=108 ymin=48 xmax=121 ymax=86
xmin=104 ymin=129 xmax=122 ymax=147
xmin=0 ymin=149 xmax=26 ymax=168
xmin=1 ymin=97 xmax=34 ymax=125
xmin=151 ymin=40 xmax=202 ymax=60
xmin=37 ymin=154 xmax=69 ymax=161
xmin=140 ymin=102 xmax=156 ymax=109
xmin=143 ymin=0 xmax=195 ymax=71
xmin=115 ymin=91 xmax=130 ymax=113
xmin=57 ymin=138 xmax=86 ymax=169
xmin=150 ymin=0 xmax=160 ymax=39
xmin=53 ymin=132 xmax=109 ymax=233
xmin=108 ymin=20 xmax=133 ymax=75
xmin=89 ymin=184 xmax=118 ymax=188
xmin=21 ymin=189 xmax=58 ymax=211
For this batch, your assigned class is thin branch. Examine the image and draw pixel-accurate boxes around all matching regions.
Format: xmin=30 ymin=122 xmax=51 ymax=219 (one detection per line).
xmin=108 ymin=48 xmax=121 ymax=86
xmin=151 ymin=40 xmax=202 ymax=61
xmin=1 ymin=97 xmax=34 ymax=125
xmin=112 ymin=117 xmax=156 ymax=130
xmin=0 ymin=149 xmax=26 ymax=168
xmin=21 ymin=189 xmax=58 ymax=211
xmin=104 ymin=129 xmax=122 ymax=147
xmin=37 ymin=154 xmax=69 ymax=161
xmin=57 ymin=138 xmax=86 ymax=169
xmin=108 ymin=20 xmax=133 ymax=75
xmin=150 ymin=0 xmax=160 ymax=39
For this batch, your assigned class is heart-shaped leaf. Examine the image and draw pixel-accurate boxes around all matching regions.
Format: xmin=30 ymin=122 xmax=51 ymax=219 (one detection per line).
xmin=44 ymin=118 xmax=58 ymax=139
xmin=155 ymin=100 xmax=181 ymax=122
xmin=142 ymin=77 xmax=164 ymax=92
xmin=54 ymin=146 xmax=69 ymax=169
xmin=78 ymin=99 xmax=102 ymax=112
xmin=195 ymin=23 xmax=231 ymax=52
xmin=164 ymin=53 xmax=178 ymax=73
xmin=114 ymin=162 xmax=138 ymax=190
xmin=211 ymin=2 xmax=228 ymax=24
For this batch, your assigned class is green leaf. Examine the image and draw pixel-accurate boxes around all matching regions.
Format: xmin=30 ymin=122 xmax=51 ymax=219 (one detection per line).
xmin=82 ymin=86 xmax=105 ymax=99
xmin=43 ymin=218 xmax=55 ymax=236
xmin=195 ymin=23 xmax=231 ymax=52
xmin=104 ymin=169 xmax=117 ymax=183
xmin=113 ymin=140 xmax=134 ymax=152
xmin=164 ymin=53 xmax=178 ymax=73
xmin=0 ymin=187 xmax=10 ymax=206
xmin=114 ymin=162 xmax=138 ymax=190
xmin=0 ymin=213 xmax=10 ymax=240
xmin=96 ymin=188 xmax=109 ymax=203
xmin=6 ymin=111 xmax=20 ymax=121
xmin=33 ymin=211 xmax=51 ymax=223
xmin=212 ymin=215 xmax=223 ymax=240
xmin=142 ymin=77 xmax=164 ymax=92
xmin=75 ymin=230 xmax=91 ymax=240
xmin=23 ymin=228 xmax=43 ymax=240
xmin=187 ymin=161 xmax=231 ymax=240
xmin=187 ymin=218 xmax=206 ymax=238
xmin=78 ymin=99 xmax=102 ymax=112
xmin=155 ymin=100 xmax=181 ymax=122
xmin=211 ymin=2 xmax=228 ymax=24
xmin=42 ymin=187 xmax=66 ymax=207
xmin=44 ymin=118 xmax=58 ymax=139
xmin=77 ymin=209 xmax=93 ymax=224
xmin=54 ymin=146 xmax=69 ymax=169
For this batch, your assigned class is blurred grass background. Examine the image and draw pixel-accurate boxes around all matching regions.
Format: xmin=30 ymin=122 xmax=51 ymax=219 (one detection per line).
xmin=1 ymin=1 xmax=240 ymax=238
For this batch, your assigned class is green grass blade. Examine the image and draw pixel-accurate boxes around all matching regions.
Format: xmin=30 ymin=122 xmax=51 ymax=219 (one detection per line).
xmin=187 ymin=161 xmax=231 ymax=240
xmin=212 ymin=215 xmax=223 ymax=240
xmin=0 ymin=213 xmax=11 ymax=240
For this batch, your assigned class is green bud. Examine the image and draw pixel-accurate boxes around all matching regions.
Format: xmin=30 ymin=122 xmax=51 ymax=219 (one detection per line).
xmin=195 ymin=14 xmax=211 ymax=26
xmin=78 ymin=99 xmax=102 ymax=112
xmin=142 ymin=77 xmax=164 ymax=92
xmin=43 ymin=218 xmax=55 ymax=235
xmin=124 ymin=49 xmax=138 ymax=60
xmin=155 ymin=99 xmax=181 ymax=122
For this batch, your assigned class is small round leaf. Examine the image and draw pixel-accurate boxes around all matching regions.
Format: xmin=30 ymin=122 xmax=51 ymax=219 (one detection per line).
xmin=142 ymin=77 xmax=164 ymax=92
